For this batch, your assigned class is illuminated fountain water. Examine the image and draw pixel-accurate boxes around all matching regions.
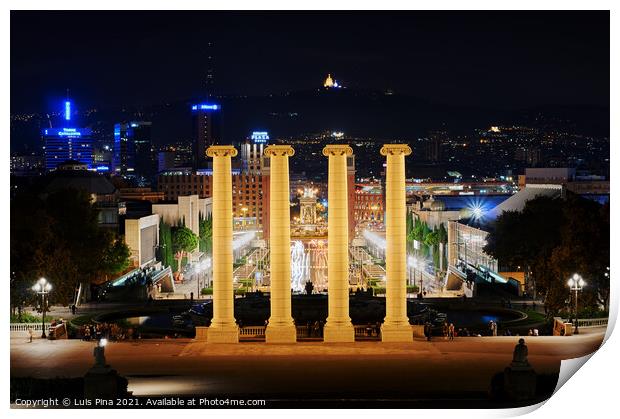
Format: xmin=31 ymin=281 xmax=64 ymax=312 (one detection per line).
xmin=290 ymin=239 xmax=328 ymax=293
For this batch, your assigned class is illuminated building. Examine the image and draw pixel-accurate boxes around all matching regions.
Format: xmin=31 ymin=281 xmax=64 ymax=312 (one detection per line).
xmin=42 ymin=100 xmax=93 ymax=171
xmin=42 ymin=127 xmax=93 ymax=171
xmin=323 ymin=73 xmax=343 ymax=89
xmin=354 ymin=182 xmax=384 ymax=223
xmin=10 ymin=154 xmax=44 ymax=176
xmin=157 ymin=168 xmax=266 ymax=229
xmin=191 ymin=103 xmax=222 ymax=168
xmin=112 ymin=121 xmax=152 ymax=177
xmin=240 ymin=131 xmax=269 ymax=175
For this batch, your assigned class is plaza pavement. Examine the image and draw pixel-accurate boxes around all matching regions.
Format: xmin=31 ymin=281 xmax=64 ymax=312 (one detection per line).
xmin=11 ymin=330 xmax=605 ymax=402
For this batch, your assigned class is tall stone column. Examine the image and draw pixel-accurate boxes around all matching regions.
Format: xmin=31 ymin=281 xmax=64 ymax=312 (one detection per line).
xmin=264 ymin=145 xmax=297 ymax=343
xmin=380 ymin=144 xmax=413 ymax=342
xmin=323 ymin=145 xmax=355 ymax=342
xmin=205 ymin=145 xmax=239 ymax=343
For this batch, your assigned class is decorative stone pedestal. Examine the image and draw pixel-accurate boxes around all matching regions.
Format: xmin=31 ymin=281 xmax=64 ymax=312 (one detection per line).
xmin=194 ymin=326 xmax=209 ymax=341
xmin=265 ymin=323 xmax=297 ymax=344
xmin=207 ymin=324 xmax=239 ymax=344
xmin=84 ymin=366 xmax=123 ymax=399
xmin=503 ymin=366 xmax=537 ymax=401
xmin=380 ymin=323 xmax=413 ymax=342
xmin=323 ymin=322 xmax=355 ymax=343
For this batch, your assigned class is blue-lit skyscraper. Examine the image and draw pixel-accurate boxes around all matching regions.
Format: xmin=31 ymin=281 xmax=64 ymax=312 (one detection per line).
xmin=42 ymin=127 xmax=94 ymax=171
xmin=191 ymin=103 xmax=222 ymax=168
xmin=113 ymin=121 xmax=153 ymax=177
xmin=42 ymin=100 xmax=93 ymax=171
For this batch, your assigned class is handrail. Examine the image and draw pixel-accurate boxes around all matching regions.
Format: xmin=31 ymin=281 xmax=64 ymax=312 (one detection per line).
xmin=10 ymin=323 xmax=51 ymax=332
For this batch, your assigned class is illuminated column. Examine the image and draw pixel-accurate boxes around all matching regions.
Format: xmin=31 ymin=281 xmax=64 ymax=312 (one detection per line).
xmin=265 ymin=145 xmax=297 ymax=343
xmin=205 ymin=145 xmax=239 ymax=343
xmin=380 ymin=144 xmax=413 ymax=342
xmin=323 ymin=145 xmax=355 ymax=342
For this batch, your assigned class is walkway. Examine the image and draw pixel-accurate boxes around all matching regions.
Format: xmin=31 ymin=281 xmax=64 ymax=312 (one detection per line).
xmin=11 ymin=331 xmax=604 ymax=401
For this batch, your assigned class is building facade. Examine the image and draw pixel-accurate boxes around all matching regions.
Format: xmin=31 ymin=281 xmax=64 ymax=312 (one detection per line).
xmin=42 ymin=127 xmax=93 ymax=171
xmin=191 ymin=103 xmax=222 ymax=168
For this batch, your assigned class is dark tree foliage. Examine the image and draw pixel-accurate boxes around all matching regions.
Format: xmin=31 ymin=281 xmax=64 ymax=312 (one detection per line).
xmin=10 ymin=188 xmax=130 ymax=309
xmin=484 ymin=194 xmax=609 ymax=315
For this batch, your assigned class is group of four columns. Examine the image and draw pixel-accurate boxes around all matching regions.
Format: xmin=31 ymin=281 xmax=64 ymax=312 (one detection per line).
xmin=199 ymin=143 xmax=413 ymax=343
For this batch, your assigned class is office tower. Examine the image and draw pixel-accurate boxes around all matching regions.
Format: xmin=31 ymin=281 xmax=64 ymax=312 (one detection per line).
xmin=113 ymin=121 xmax=153 ymax=177
xmin=191 ymin=103 xmax=222 ymax=168
xmin=42 ymin=127 xmax=93 ymax=171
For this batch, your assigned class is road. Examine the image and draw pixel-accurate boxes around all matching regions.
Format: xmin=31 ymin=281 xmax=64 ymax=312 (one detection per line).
xmin=11 ymin=331 xmax=604 ymax=404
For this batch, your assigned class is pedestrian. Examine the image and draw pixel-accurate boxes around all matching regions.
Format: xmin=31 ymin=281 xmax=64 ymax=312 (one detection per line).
xmin=27 ymin=326 xmax=33 ymax=343
xmin=492 ymin=321 xmax=498 ymax=337
xmin=442 ymin=322 xmax=449 ymax=340
xmin=448 ymin=323 xmax=455 ymax=341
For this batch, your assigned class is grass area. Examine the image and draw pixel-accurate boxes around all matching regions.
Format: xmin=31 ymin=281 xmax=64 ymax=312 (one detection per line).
xmin=10 ymin=313 xmax=54 ymax=323
xmin=524 ymin=310 xmax=546 ymax=323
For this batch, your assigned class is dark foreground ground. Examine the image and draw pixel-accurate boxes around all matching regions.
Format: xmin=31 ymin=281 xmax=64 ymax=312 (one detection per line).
xmin=10 ymin=331 xmax=605 ymax=408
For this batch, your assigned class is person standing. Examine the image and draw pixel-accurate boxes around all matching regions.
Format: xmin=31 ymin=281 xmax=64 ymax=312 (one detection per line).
xmin=448 ymin=323 xmax=455 ymax=341
xmin=27 ymin=326 xmax=33 ymax=343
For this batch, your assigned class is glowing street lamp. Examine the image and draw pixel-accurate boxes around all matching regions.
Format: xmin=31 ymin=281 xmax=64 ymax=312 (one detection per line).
xmin=32 ymin=277 xmax=52 ymax=338
xmin=567 ymin=273 xmax=586 ymax=335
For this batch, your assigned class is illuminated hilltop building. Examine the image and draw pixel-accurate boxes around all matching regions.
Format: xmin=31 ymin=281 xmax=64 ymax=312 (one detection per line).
xmin=323 ymin=73 xmax=343 ymax=89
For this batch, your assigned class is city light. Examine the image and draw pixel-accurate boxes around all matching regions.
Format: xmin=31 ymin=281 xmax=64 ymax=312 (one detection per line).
xmin=65 ymin=101 xmax=71 ymax=121
xmin=191 ymin=104 xmax=220 ymax=111
xmin=251 ymin=131 xmax=269 ymax=143
xmin=364 ymin=229 xmax=386 ymax=250
xmin=232 ymin=230 xmax=257 ymax=251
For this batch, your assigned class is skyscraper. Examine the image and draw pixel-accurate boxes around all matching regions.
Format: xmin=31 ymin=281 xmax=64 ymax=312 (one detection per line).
xmin=191 ymin=103 xmax=222 ymax=168
xmin=41 ymin=99 xmax=93 ymax=171
xmin=113 ymin=121 xmax=153 ymax=178
xmin=42 ymin=127 xmax=93 ymax=171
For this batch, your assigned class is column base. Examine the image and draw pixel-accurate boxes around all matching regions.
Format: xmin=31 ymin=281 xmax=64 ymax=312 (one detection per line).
xmin=381 ymin=321 xmax=413 ymax=342
xmin=206 ymin=323 xmax=239 ymax=343
xmin=265 ymin=322 xmax=297 ymax=343
xmin=194 ymin=326 xmax=209 ymax=341
xmin=323 ymin=321 xmax=355 ymax=343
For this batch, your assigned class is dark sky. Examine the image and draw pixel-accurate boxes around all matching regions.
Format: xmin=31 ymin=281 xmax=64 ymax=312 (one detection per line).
xmin=11 ymin=10 xmax=609 ymax=113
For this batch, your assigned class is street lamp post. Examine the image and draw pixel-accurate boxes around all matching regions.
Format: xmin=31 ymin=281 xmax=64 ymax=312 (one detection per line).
xmin=567 ymin=273 xmax=586 ymax=335
xmin=32 ymin=277 xmax=52 ymax=338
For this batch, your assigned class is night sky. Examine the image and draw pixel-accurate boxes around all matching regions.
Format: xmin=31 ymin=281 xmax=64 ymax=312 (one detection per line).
xmin=11 ymin=10 xmax=609 ymax=113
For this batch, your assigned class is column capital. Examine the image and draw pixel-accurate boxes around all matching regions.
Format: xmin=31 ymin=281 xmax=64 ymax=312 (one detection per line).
xmin=322 ymin=144 xmax=353 ymax=157
xmin=380 ymin=144 xmax=412 ymax=157
xmin=264 ymin=145 xmax=295 ymax=157
xmin=207 ymin=145 xmax=238 ymax=158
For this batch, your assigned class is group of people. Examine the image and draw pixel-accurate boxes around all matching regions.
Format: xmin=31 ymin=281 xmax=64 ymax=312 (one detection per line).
xmin=80 ymin=322 xmax=139 ymax=341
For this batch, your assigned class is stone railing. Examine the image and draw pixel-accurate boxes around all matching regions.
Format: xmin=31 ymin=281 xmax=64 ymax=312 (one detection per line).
xmin=573 ymin=317 xmax=608 ymax=328
xmin=239 ymin=326 xmax=266 ymax=338
xmin=10 ymin=323 xmax=50 ymax=332
xmin=354 ymin=325 xmax=381 ymax=339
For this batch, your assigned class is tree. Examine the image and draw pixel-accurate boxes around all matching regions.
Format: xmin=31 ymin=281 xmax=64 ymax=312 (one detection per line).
xmin=10 ymin=187 xmax=131 ymax=309
xmin=199 ymin=213 xmax=213 ymax=253
xmin=171 ymin=226 xmax=198 ymax=273
xmin=484 ymin=194 xmax=609 ymax=316
xmin=159 ymin=219 xmax=174 ymax=268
